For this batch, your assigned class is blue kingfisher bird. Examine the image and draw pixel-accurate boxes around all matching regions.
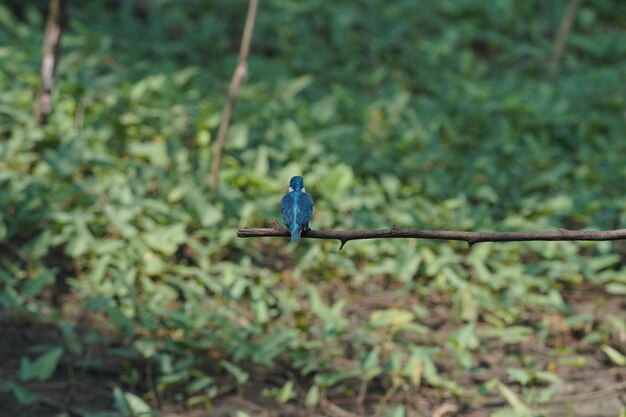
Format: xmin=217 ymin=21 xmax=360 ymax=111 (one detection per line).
xmin=281 ymin=176 xmax=314 ymax=242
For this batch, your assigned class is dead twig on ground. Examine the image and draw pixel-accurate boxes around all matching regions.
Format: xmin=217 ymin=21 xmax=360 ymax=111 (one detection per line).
xmin=322 ymin=400 xmax=362 ymax=417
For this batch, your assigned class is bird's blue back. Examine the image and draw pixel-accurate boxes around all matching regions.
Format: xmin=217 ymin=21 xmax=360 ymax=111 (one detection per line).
xmin=281 ymin=176 xmax=313 ymax=242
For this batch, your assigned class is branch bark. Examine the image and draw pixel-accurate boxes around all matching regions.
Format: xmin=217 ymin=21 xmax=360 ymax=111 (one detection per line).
xmin=209 ymin=0 xmax=259 ymax=191
xmin=237 ymin=225 xmax=626 ymax=250
xmin=548 ymin=0 xmax=581 ymax=78
xmin=35 ymin=0 xmax=66 ymax=125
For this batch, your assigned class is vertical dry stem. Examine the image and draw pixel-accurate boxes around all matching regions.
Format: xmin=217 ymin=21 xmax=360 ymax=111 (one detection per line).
xmin=549 ymin=0 xmax=581 ymax=78
xmin=209 ymin=0 xmax=259 ymax=191
xmin=35 ymin=0 xmax=65 ymax=125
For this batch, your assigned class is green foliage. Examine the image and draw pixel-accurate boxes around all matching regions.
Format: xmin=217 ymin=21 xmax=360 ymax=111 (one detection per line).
xmin=113 ymin=387 xmax=155 ymax=417
xmin=1 ymin=0 xmax=626 ymax=414
xmin=3 ymin=382 xmax=37 ymax=406
xmin=18 ymin=346 xmax=64 ymax=382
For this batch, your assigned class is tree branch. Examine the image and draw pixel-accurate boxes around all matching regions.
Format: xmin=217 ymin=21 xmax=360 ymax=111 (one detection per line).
xmin=35 ymin=0 xmax=66 ymax=125
xmin=209 ymin=0 xmax=259 ymax=191
xmin=237 ymin=225 xmax=626 ymax=250
xmin=548 ymin=0 xmax=581 ymax=79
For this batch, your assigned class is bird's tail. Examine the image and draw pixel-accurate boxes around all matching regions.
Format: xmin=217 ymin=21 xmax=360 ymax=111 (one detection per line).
xmin=290 ymin=222 xmax=301 ymax=242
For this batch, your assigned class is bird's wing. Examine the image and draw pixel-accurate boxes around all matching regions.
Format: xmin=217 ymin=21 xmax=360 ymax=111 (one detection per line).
xmin=296 ymin=192 xmax=314 ymax=226
xmin=281 ymin=193 xmax=293 ymax=225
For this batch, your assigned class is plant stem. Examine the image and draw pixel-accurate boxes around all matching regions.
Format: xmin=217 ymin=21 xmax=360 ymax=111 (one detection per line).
xmin=209 ymin=0 xmax=259 ymax=191
xmin=35 ymin=0 xmax=65 ymax=125
xmin=548 ymin=0 xmax=581 ymax=78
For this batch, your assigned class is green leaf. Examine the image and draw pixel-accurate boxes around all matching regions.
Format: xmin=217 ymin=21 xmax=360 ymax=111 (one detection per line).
xmin=128 ymin=142 xmax=168 ymax=167
xmin=396 ymin=246 xmax=421 ymax=282
xmin=452 ymin=322 xmax=479 ymax=351
xmin=507 ymin=368 xmax=530 ymax=386
xmin=360 ymin=350 xmax=382 ymax=381
xmin=385 ymin=405 xmax=405 ymax=417
xmin=134 ymin=339 xmax=157 ymax=358
xmin=369 ymin=308 xmax=414 ymax=329
xmin=22 ymin=270 xmax=53 ymax=297
xmin=455 ymin=288 xmax=478 ymax=322
xmin=19 ymin=347 xmax=64 ymax=381
xmin=124 ymin=392 xmax=153 ymax=416
xmin=534 ymin=371 xmax=562 ymax=385
xmin=254 ymin=145 xmax=269 ymax=176
xmin=360 ymin=350 xmax=379 ymax=370
xmin=5 ymin=382 xmax=37 ymax=405
xmin=601 ymin=345 xmax=626 ymax=366
xmin=173 ymin=66 xmax=199 ymax=86
xmin=305 ymin=385 xmax=320 ymax=407
xmin=113 ymin=387 xmax=130 ymax=414
xmin=130 ymin=74 xmax=166 ymax=101
xmin=220 ymin=360 xmax=249 ymax=384
xmin=114 ymin=387 xmax=154 ymax=416
xmin=495 ymin=380 xmax=530 ymax=413
xmin=308 ymin=286 xmax=347 ymax=334
xmin=66 ymin=227 xmax=93 ymax=257
xmin=185 ymin=189 xmax=223 ymax=227
xmin=142 ymin=223 xmax=187 ymax=255
xmin=279 ymin=74 xmax=314 ymax=104
xmin=142 ymin=251 xmax=165 ymax=275
xmin=537 ymin=386 xmax=556 ymax=405
xmin=225 ymin=123 xmax=249 ymax=150
xmin=0 ymin=5 xmax=20 ymax=34
xmin=606 ymin=283 xmax=626 ymax=295
xmin=61 ymin=322 xmax=83 ymax=355
xmin=318 ymin=164 xmax=354 ymax=201
xmin=187 ymin=376 xmax=214 ymax=394
xmin=275 ymin=380 xmax=294 ymax=403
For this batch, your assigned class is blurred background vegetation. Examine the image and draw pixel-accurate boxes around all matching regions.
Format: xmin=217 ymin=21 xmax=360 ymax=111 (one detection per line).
xmin=1 ymin=0 xmax=625 ymax=416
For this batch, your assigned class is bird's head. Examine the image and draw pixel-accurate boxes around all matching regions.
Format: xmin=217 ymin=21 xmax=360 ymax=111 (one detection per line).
xmin=289 ymin=176 xmax=305 ymax=192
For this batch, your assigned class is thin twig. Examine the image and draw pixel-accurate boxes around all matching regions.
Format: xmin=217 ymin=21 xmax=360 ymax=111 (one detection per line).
xmin=37 ymin=393 xmax=90 ymax=416
xmin=209 ymin=0 xmax=259 ymax=191
xmin=548 ymin=0 xmax=581 ymax=78
xmin=432 ymin=403 xmax=458 ymax=417
xmin=322 ymin=400 xmax=362 ymax=417
xmin=549 ymin=380 xmax=626 ymax=404
xmin=237 ymin=225 xmax=626 ymax=250
xmin=35 ymin=0 xmax=66 ymax=125
xmin=226 ymin=395 xmax=274 ymax=415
